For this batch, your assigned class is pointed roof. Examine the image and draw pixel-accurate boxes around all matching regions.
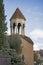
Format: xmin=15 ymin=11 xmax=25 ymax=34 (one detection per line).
xmin=10 ymin=8 xmax=26 ymax=21
xmin=20 ymin=35 xmax=33 ymax=45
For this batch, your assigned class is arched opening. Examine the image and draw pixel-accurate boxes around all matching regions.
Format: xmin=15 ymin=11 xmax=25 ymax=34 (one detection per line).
xmin=13 ymin=23 xmax=16 ymax=34
xmin=23 ymin=24 xmax=25 ymax=29
xmin=18 ymin=23 xmax=21 ymax=34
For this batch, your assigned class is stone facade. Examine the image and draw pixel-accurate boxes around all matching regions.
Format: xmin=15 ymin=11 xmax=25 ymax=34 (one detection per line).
xmin=34 ymin=50 xmax=43 ymax=65
xmin=21 ymin=36 xmax=34 ymax=65
xmin=10 ymin=18 xmax=25 ymax=35
xmin=0 ymin=55 xmax=11 ymax=65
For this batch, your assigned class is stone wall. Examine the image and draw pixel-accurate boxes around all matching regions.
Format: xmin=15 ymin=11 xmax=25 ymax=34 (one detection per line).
xmin=0 ymin=55 xmax=11 ymax=65
xmin=21 ymin=37 xmax=34 ymax=65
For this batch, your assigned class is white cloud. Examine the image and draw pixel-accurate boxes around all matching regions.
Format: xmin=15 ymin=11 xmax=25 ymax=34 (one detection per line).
xmin=29 ymin=29 xmax=43 ymax=40
xmin=34 ymin=42 xmax=43 ymax=50
xmin=29 ymin=29 xmax=43 ymax=50
xmin=33 ymin=43 xmax=39 ymax=50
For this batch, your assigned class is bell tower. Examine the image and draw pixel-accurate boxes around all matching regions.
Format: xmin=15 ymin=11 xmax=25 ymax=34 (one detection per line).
xmin=10 ymin=8 xmax=26 ymax=35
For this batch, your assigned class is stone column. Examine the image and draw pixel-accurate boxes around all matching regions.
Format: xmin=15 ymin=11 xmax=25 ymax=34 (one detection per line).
xmin=16 ymin=25 xmax=18 ymax=34
xmin=21 ymin=25 xmax=25 ymax=35
xmin=10 ymin=25 xmax=12 ymax=35
xmin=11 ymin=24 xmax=13 ymax=35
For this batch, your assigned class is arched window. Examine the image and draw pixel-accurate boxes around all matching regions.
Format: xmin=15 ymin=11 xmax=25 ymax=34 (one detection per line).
xmin=18 ymin=23 xmax=21 ymax=34
xmin=23 ymin=24 xmax=25 ymax=28
xmin=13 ymin=23 xmax=16 ymax=33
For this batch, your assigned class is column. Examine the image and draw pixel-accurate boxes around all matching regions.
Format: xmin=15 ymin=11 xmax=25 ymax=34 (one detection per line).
xmin=16 ymin=25 xmax=18 ymax=34
xmin=21 ymin=25 xmax=25 ymax=35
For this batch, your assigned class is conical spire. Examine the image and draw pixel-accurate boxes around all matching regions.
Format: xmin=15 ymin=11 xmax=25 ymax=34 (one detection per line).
xmin=10 ymin=8 xmax=26 ymax=21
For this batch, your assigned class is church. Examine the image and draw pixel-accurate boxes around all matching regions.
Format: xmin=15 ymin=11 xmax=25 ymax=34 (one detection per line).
xmin=10 ymin=8 xmax=34 ymax=65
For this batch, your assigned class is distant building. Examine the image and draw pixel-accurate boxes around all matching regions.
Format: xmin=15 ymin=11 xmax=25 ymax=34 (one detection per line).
xmin=34 ymin=50 xmax=43 ymax=65
xmin=10 ymin=8 xmax=34 ymax=65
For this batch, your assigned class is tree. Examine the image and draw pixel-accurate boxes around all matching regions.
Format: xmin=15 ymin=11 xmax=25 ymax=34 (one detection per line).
xmin=8 ymin=35 xmax=22 ymax=54
xmin=34 ymin=53 xmax=41 ymax=65
xmin=34 ymin=53 xmax=38 ymax=61
xmin=0 ymin=1 xmax=24 ymax=65
xmin=0 ymin=48 xmax=24 ymax=65
xmin=37 ymin=59 xmax=41 ymax=65
xmin=0 ymin=0 xmax=7 ymax=49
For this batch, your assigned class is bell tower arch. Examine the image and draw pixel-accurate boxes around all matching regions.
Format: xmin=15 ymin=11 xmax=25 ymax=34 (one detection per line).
xmin=10 ymin=8 xmax=26 ymax=35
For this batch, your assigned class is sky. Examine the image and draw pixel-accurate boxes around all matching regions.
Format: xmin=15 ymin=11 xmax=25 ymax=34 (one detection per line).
xmin=4 ymin=0 xmax=43 ymax=50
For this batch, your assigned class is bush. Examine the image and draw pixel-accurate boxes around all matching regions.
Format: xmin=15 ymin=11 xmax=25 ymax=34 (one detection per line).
xmin=9 ymin=35 xmax=22 ymax=54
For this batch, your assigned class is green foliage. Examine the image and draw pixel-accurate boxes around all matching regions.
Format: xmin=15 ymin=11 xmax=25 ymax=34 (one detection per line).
xmin=16 ymin=57 xmax=24 ymax=65
xmin=34 ymin=53 xmax=41 ymax=65
xmin=12 ymin=56 xmax=24 ymax=65
xmin=0 ymin=1 xmax=24 ymax=65
xmin=0 ymin=34 xmax=24 ymax=65
xmin=34 ymin=53 xmax=38 ymax=61
xmin=36 ymin=59 xmax=41 ymax=65
xmin=0 ymin=0 xmax=7 ymax=49
xmin=8 ymin=35 xmax=22 ymax=54
xmin=7 ymin=35 xmax=24 ymax=65
xmin=3 ymin=36 xmax=10 ymax=49
xmin=0 ymin=48 xmax=24 ymax=65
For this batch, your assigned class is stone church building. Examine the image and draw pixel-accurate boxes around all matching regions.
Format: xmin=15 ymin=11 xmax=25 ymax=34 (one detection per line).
xmin=10 ymin=8 xmax=34 ymax=65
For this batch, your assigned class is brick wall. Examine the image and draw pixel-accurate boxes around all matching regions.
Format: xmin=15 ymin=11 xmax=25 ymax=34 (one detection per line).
xmin=0 ymin=55 xmax=11 ymax=65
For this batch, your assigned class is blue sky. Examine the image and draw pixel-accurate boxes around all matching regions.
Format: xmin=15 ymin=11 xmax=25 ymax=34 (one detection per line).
xmin=4 ymin=0 xmax=43 ymax=50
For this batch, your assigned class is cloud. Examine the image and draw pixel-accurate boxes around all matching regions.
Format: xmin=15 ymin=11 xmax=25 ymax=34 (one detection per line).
xmin=29 ymin=29 xmax=43 ymax=40
xmin=33 ymin=43 xmax=39 ymax=50
xmin=29 ymin=29 xmax=43 ymax=50
xmin=34 ymin=42 xmax=43 ymax=50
